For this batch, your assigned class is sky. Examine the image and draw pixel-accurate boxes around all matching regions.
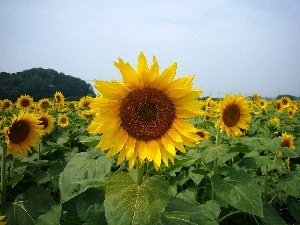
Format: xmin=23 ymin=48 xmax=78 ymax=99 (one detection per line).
xmin=1 ymin=0 xmax=300 ymax=98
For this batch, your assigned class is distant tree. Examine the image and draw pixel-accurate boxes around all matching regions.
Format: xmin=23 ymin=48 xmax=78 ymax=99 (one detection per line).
xmin=0 ymin=68 xmax=95 ymax=102
xmin=276 ymin=94 xmax=299 ymax=100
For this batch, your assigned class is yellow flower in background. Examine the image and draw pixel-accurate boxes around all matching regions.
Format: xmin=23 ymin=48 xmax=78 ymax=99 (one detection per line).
xmin=79 ymin=96 xmax=94 ymax=109
xmin=38 ymin=98 xmax=53 ymax=112
xmin=1 ymin=99 xmax=13 ymax=111
xmin=58 ymin=114 xmax=69 ymax=127
xmin=258 ymin=99 xmax=268 ymax=109
xmin=216 ymin=94 xmax=251 ymax=137
xmin=280 ymin=133 xmax=296 ymax=150
xmin=38 ymin=113 xmax=54 ymax=134
xmin=196 ymin=129 xmax=209 ymax=142
xmin=280 ymin=96 xmax=291 ymax=108
xmin=0 ymin=214 xmax=6 ymax=225
xmin=87 ymin=52 xmax=203 ymax=169
xmin=275 ymin=100 xmax=283 ymax=113
xmin=16 ymin=94 xmax=34 ymax=110
xmin=4 ymin=111 xmax=43 ymax=157
xmin=54 ymin=91 xmax=65 ymax=105
xmin=252 ymin=92 xmax=259 ymax=101
xmin=268 ymin=116 xmax=281 ymax=130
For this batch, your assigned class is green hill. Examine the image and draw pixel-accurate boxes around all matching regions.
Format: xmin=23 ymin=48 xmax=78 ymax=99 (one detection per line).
xmin=0 ymin=68 xmax=95 ymax=102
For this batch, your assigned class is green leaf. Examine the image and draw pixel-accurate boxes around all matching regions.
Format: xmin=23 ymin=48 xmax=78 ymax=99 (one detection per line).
xmin=36 ymin=204 xmax=62 ymax=225
xmin=286 ymin=197 xmax=300 ymax=223
xmin=76 ymin=188 xmax=107 ymax=225
xmin=278 ymin=172 xmax=300 ymax=198
xmin=104 ymin=171 xmax=169 ymax=225
xmin=242 ymin=156 xmax=271 ymax=169
xmin=13 ymin=159 xmax=55 ymax=168
xmin=4 ymin=186 xmax=55 ymax=225
xmin=160 ymin=197 xmax=219 ymax=225
xmin=201 ymin=144 xmax=229 ymax=163
xmin=80 ymin=135 xmax=101 ymax=148
xmin=262 ymin=137 xmax=281 ymax=153
xmin=263 ymin=203 xmax=287 ymax=225
xmin=279 ymin=147 xmax=299 ymax=158
xmin=211 ymin=169 xmax=263 ymax=217
xmin=59 ymin=152 xmax=113 ymax=202
xmin=6 ymin=173 xmax=24 ymax=187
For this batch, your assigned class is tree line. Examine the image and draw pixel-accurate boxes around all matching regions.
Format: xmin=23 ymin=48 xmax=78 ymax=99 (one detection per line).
xmin=0 ymin=68 xmax=95 ymax=102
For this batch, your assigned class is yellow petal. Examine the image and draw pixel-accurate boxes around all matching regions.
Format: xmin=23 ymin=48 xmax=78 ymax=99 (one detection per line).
xmin=155 ymin=62 xmax=177 ymax=90
xmin=147 ymin=140 xmax=161 ymax=167
xmin=114 ymin=58 xmax=140 ymax=88
xmin=137 ymin=141 xmax=148 ymax=162
xmin=94 ymin=80 xmax=128 ymax=100
xmin=160 ymin=135 xmax=176 ymax=156
xmin=123 ymin=136 xmax=135 ymax=158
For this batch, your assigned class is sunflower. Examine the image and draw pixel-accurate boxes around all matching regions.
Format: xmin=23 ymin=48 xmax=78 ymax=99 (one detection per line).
xmin=280 ymin=133 xmax=296 ymax=150
xmin=0 ymin=214 xmax=6 ymax=225
xmin=87 ymin=52 xmax=202 ymax=169
xmin=216 ymin=94 xmax=252 ymax=137
xmin=267 ymin=116 xmax=281 ymax=130
xmin=58 ymin=114 xmax=69 ymax=127
xmin=196 ymin=129 xmax=209 ymax=142
xmin=280 ymin=96 xmax=291 ymax=108
xmin=252 ymin=93 xmax=259 ymax=102
xmin=16 ymin=94 xmax=34 ymax=110
xmin=38 ymin=113 xmax=54 ymax=134
xmin=54 ymin=91 xmax=65 ymax=105
xmin=1 ymin=99 xmax=13 ymax=110
xmin=38 ymin=98 xmax=53 ymax=112
xmin=258 ymin=99 xmax=268 ymax=109
xmin=4 ymin=111 xmax=43 ymax=157
xmin=275 ymin=100 xmax=283 ymax=113
xmin=79 ymin=96 xmax=93 ymax=109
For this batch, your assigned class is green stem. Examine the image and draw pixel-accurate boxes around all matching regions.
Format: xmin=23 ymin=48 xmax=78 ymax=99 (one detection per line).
xmin=212 ymin=126 xmax=221 ymax=200
xmin=263 ymin=149 xmax=269 ymax=202
xmin=1 ymin=143 xmax=7 ymax=204
xmin=136 ymin=160 xmax=144 ymax=186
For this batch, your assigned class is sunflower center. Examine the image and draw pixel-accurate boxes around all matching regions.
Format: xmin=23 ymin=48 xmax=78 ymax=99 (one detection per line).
xmin=222 ymin=104 xmax=240 ymax=127
xmin=8 ymin=120 xmax=30 ymax=144
xmin=4 ymin=102 xmax=10 ymax=108
xmin=21 ymin=99 xmax=30 ymax=107
xmin=56 ymin=96 xmax=61 ymax=102
xmin=39 ymin=118 xmax=49 ymax=129
xmin=281 ymin=140 xmax=290 ymax=148
xmin=197 ymin=131 xmax=205 ymax=138
xmin=60 ymin=117 xmax=67 ymax=124
xmin=120 ymin=87 xmax=175 ymax=141
xmin=83 ymin=102 xmax=90 ymax=108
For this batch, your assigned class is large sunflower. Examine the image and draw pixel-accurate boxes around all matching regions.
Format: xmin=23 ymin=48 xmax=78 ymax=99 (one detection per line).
xmin=16 ymin=94 xmax=34 ymax=110
xmin=216 ymin=94 xmax=252 ymax=137
xmin=280 ymin=133 xmax=296 ymax=150
xmin=4 ymin=111 xmax=43 ymax=157
xmin=87 ymin=52 xmax=202 ymax=169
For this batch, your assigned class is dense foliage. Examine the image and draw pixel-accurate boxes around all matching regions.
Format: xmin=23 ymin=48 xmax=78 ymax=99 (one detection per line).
xmin=0 ymin=94 xmax=299 ymax=225
xmin=0 ymin=68 xmax=95 ymax=101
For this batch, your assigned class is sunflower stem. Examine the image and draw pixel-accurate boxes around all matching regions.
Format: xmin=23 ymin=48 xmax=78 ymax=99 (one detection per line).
xmin=212 ymin=126 xmax=221 ymax=200
xmin=0 ymin=141 xmax=7 ymax=204
xmin=263 ymin=149 xmax=269 ymax=202
xmin=136 ymin=160 xmax=144 ymax=186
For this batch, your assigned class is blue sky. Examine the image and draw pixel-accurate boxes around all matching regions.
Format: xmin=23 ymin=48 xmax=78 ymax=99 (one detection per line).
xmin=1 ymin=0 xmax=300 ymax=97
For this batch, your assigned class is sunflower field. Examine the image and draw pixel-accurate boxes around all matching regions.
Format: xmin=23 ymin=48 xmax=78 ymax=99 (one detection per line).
xmin=0 ymin=53 xmax=300 ymax=225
